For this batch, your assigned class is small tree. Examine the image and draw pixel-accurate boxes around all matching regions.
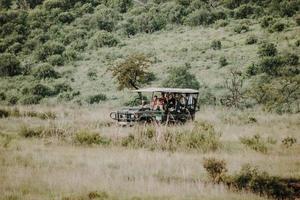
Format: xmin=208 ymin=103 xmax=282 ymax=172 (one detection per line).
xmin=111 ymin=54 xmax=155 ymax=90
xmin=221 ymin=69 xmax=244 ymax=107
xmin=162 ymin=64 xmax=200 ymax=89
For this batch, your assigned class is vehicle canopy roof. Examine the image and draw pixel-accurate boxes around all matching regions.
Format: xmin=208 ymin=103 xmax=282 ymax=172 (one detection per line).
xmin=133 ymin=87 xmax=199 ymax=94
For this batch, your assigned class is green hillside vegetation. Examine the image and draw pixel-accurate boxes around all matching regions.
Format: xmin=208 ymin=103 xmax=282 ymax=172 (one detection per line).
xmin=0 ymin=0 xmax=299 ymax=113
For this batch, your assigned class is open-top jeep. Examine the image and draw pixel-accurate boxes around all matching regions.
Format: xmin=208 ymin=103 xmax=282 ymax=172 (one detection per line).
xmin=110 ymin=88 xmax=199 ymax=125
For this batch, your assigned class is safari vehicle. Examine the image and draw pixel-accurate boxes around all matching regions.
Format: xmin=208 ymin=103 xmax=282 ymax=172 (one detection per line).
xmin=110 ymin=88 xmax=199 ymax=125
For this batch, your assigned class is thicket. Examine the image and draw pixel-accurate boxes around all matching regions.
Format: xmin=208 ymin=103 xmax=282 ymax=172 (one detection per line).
xmin=203 ymin=159 xmax=299 ymax=200
xmin=247 ymin=42 xmax=300 ymax=113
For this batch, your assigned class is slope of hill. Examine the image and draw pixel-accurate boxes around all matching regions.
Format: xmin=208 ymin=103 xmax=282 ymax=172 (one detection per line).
xmin=0 ymin=0 xmax=299 ymax=111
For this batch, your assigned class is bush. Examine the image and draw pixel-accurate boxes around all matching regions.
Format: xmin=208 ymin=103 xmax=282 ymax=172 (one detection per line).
xmin=35 ymin=41 xmax=65 ymax=61
xmin=47 ymin=54 xmax=64 ymax=66
xmin=0 ymin=108 xmax=9 ymax=118
xmin=8 ymin=96 xmax=18 ymax=105
xmin=30 ymin=83 xmax=54 ymax=97
xmin=281 ymin=136 xmax=297 ymax=148
xmin=185 ymin=9 xmax=215 ymax=26
xmin=233 ymin=24 xmax=249 ymax=33
xmin=258 ymin=42 xmax=277 ymax=57
xmin=295 ymin=40 xmax=300 ymax=47
xmin=162 ymin=64 xmax=200 ymax=90
xmin=259 ymin=56 xmax=283 ymax=76
xmin=203 ymin=158 xmax=227 ymax=183
xmin=245 ymin=35 xmax=258 ymax=45
xmin=230 ymin=164 xmax=294 ymax=200
xmin=240 ymin=134 xmax=268 ymax=153
xmin=183 ymin=121 xmax=221 ymax=152
xmin=271 ymin=22 xmax=285 ymax=32
xmin=234 ymin=4 xmax=255 ymax=19
xmin=74 ymin=131 xmax=111 ymax=145
xmin=246 ymin=63 xmax=259 ymax=76
xmin=211 ymin=40 xmax=222 ymax=50
xmin=20 ymin=95 xmax=42 ymax=105
xmin=58 ymin=12 xmax=74 ymax=23
xmin=32 ymin=63 xmax=59 ymax=79
xmin=86 ymin=93 xmax=107 ymax=104
xmin=283 ymin=53 xmax=299 ymax=66
xmin=0 ymin=92 xmax=6 ymax=100
xmin=0 ymin=0 xmax=12 ymax=9
xmin=295 ymin=15 xmax=300 ymax=26
xmin=91 ymin=31 xmax=119 ymax=48
xmin=53 ymin=82 xmax=72 ymax=94
xmin=19 ymin=125 xmax=43 ymax=138
xmin=0 ymin=53 xmax=22 ymax=76
xmin=219 ymin=56 xmax=228 ymax=67
xmin=92 ymin=5 xmax=118 ymax=32
xmin=260 ymin=16 xmax=274 ymax=28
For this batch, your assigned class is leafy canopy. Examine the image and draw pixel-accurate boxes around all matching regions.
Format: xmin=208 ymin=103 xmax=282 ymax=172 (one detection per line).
xmin=111 ymin=54 xmax=155 ymax=90
xmin=162 ymin=63 xmax=200 ymax=90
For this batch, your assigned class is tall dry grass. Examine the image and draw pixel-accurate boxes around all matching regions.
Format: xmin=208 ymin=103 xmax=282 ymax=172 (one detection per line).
xmin=0 ymin=105 xmax=299 ymax=199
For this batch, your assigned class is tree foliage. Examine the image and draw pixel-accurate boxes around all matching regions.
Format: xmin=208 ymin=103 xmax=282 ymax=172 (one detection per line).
xmin=0 ymin=53 xmax=22 ymax=76
xmin=162 ymin=63 xmax=200 ymax=90
xmin=111 ymin=54 xmax=155 ymax=90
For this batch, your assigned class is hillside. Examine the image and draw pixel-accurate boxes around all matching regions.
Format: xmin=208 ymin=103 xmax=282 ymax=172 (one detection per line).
xmin=0 ymin=0 xmax=299 ymax=111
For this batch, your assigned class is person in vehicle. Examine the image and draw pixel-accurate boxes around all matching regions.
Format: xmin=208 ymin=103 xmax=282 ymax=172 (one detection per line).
xmin=151 ymin=95 xmax=158 ymax=109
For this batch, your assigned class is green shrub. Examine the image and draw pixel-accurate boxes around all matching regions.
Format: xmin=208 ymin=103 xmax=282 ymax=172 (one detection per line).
xmin=20 ymin=95 xmax=42 ymax=105
xmin=162 ymin=64 xmax=200 ymax=90
xmin=295 ymin=14 xmax=300 ymax=26
xmin=19 ymin=125 xmax=43 ymax=138
xmin=246 ymin=63 xmax=259 ymax=76
xmin=233 ymin=24 xmax=249 ymax=33
xmin=91 ymin=31 xmax=119 ymax=48
xmin=185 ymin=9 xmax=215 ymax=26
xmin=43 ymin=0 xmax=65 ymax=10
xmin=260 ymin=16 xmax=274 ymax=28
xmin=0 ymin=92 xmax=6 ymax=100
xmin=281 ymin=136 xmax=297 ymax=148
xmin=0 ymin=0 xmax=12 ymax=9
xmin=35 ymin=41 xmax=65 ymax=61
xmin=183 ymin=121 xmax=221 ymax=152
xmin=219 ymin=56 xmax=228 ymax=67
xmin=203 ymin=158 xmax=227 ymax=183
xmin=0 ymin=108 xmax=9 ymax=118
xmin=110 ymin=0 xmax=133 ymax=13
xmin=259 ymin=56 xmax=283 ymax=76
xmin=230 ymin=164 xmax=294 ymax=200
xmin=7 ymin=42 xmax=22 ymax=54
xmin=86 ymin=93 xmax=107 ymax=104
xmin=63 ymin=48 xmax=77 ymax=61
xmin=258 ymin=42 xmax=277 ymax=57
xmin=92 ymin=5 xmax=118 ymax=32
xmin=30 ymin=83 xmax=54 ymax=97
xmin=240 ymin=134 xmax=268 ymax=153
xmin=283 ymin=53 xmax=299 ymax=66
xmin=53 ymin=82 xmax=72 ymax=94
xmin=211 ymin=40 xmax=222 ymax=50
xmin=121 ymin=134 xmax=136 ymax=147
xmin=58 ymin=12 xmax=74 ymax=23
xmin=0 ymin=53 xmax=22 ymax=76
xmin=74 ymin=131 xmax=111 ymax=145
xmin=32 ymin=63 xmax=59 ymax=79
xmin=295 ymin=40 xmax=300 ymax=47
xmin=47 ymin=54 xmax=64 ymax=66
xmin=245 ymin=35 xmax=258 ymax=45
xmin=234 ymin=4 xmax=255 ymax=19
xmin=271 ymin=22 xmax=285 ymax=32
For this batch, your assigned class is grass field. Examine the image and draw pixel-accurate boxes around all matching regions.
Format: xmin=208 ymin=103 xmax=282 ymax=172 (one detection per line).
xmin=0 ymin=105 xmax=299 ymax=200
